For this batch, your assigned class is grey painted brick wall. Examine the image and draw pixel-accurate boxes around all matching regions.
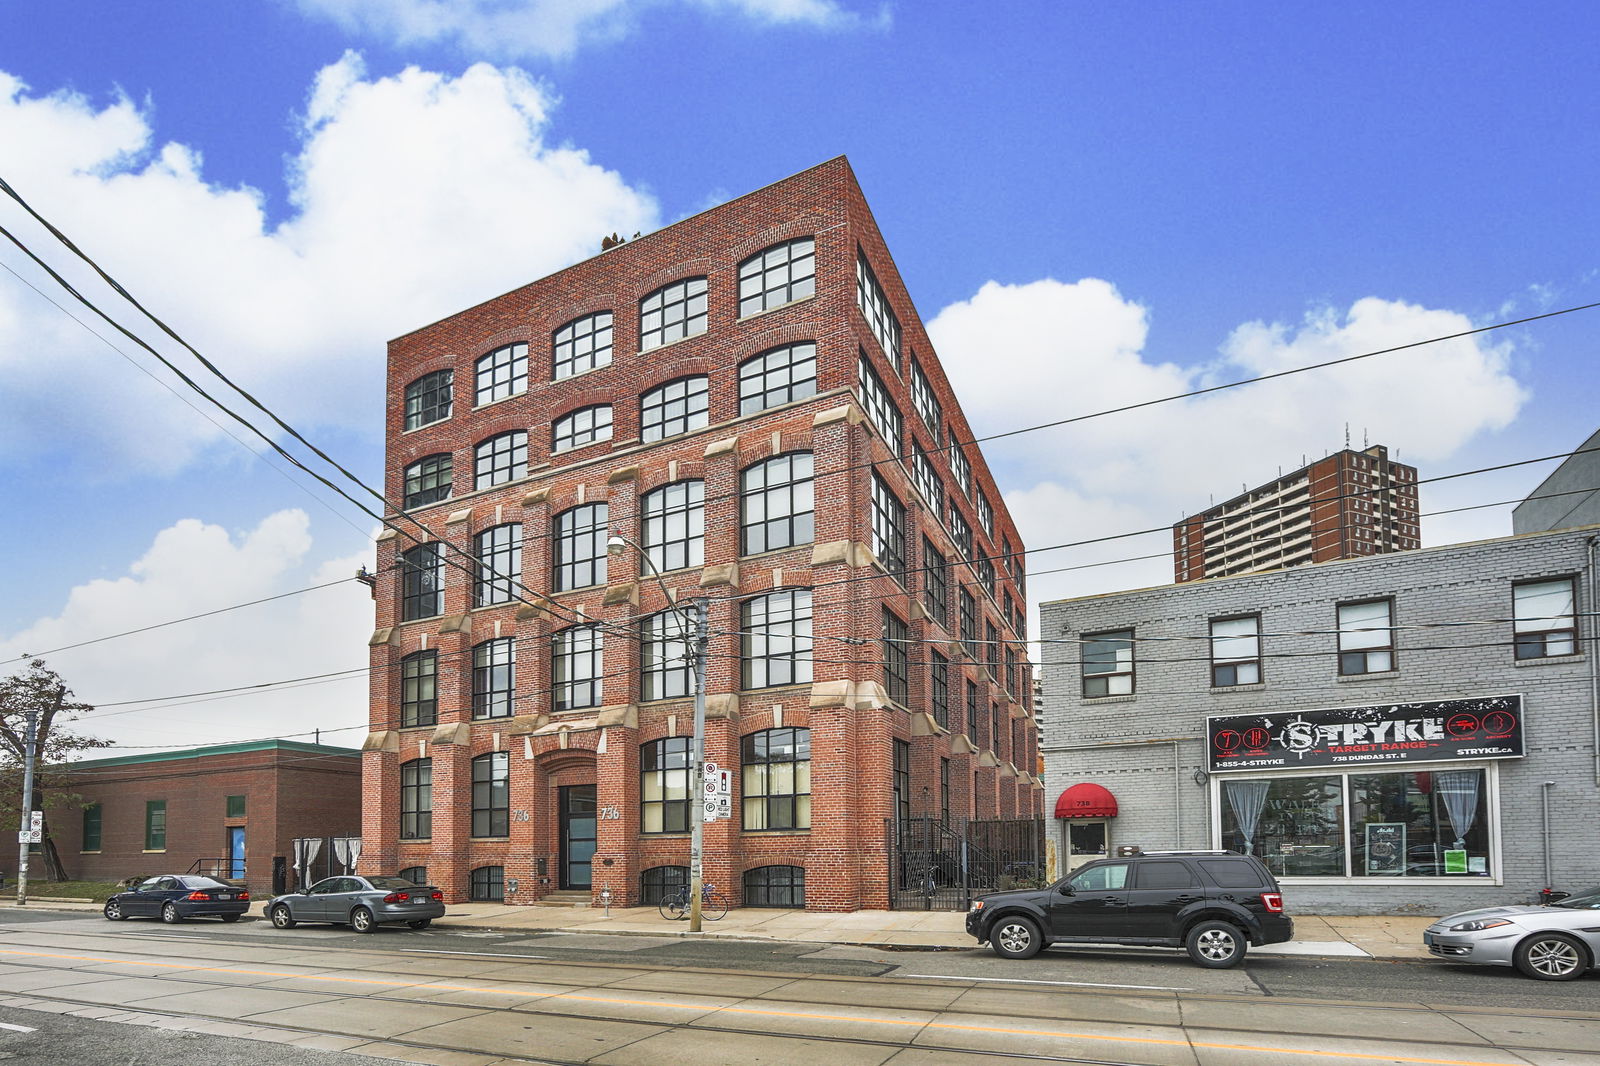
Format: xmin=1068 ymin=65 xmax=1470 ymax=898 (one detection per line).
xmin=1039 ymin=524 xmax=1600 ymax=916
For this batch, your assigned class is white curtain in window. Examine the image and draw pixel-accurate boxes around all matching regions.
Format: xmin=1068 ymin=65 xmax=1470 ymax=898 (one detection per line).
xmin=332 ymin=836 xmax=362 ymax=873
xmin=293 ymin=837 xmax=322 ymax=886
xmin=1436 ymin=770 xmax=1481 ymax=848
xmin=1224 ymin=779 xmax=1272 ymax=854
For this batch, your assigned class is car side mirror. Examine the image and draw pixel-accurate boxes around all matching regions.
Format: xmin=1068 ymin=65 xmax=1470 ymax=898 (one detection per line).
xmin=1058 ymin=883 xmax=1075 ymax=896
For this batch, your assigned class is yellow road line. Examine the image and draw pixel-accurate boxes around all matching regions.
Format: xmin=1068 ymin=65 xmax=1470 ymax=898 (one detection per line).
xmin=0 ymin=947 xmax=1520 ymax=1066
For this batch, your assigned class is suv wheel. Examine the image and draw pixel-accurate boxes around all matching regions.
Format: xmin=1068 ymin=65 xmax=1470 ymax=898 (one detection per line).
xmin=989 ymin=915 xmax=1044 ymax=960
xmin=1186 ymin=920 xmax=1246 ymax=968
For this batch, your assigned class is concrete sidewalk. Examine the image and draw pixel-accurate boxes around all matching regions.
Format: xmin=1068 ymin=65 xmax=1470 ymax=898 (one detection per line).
xmin=1 ymin=896 xmax=1437 ymax=959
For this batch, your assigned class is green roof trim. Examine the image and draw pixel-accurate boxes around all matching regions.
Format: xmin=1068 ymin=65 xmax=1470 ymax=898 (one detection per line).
xmin=62 ymin=738 xmax=360 ymax=770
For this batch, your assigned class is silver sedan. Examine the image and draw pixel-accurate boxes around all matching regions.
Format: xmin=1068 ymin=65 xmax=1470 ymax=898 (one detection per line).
xmin=266 ymin=875 xmax=446 ymax=932
xmin=1424 ymin=886 xmax=1600 ymax=980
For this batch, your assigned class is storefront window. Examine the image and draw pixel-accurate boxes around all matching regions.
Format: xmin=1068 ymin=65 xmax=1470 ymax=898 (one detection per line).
xmin=1219 ymin=767 xmax=1492 ymax=879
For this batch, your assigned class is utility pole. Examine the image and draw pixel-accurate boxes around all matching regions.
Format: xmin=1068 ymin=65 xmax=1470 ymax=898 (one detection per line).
xmin=14 ymin=687 xmax=59 ymax=905
xmin=687 ymin=597 xmax=710 ymax=932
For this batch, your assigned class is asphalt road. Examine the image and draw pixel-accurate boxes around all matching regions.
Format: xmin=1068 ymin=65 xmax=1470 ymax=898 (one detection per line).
xmin=1 ymin=909 xmax=1596 ymax=1066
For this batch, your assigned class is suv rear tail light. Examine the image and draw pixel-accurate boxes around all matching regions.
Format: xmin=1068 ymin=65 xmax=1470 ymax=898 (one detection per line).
xmin=1260 ymin=892 xmax=1284 ymax=913
xmin=382 ymin=891 xmax=411 ymax=903
xmin=185 ymin=891 xmax=211 ymax=901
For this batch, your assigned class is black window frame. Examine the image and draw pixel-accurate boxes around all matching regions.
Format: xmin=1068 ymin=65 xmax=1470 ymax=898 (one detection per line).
xmin=641 ymin=609 xmax=693 ymax=702
xmin=959 ymin=587 xmax=977 ymax=653
xmin=857 ymin=351 xmax=902 ymax=447
xmin=855 ymin=252 xmax=901 ymax=370
xmin=472 ymin=637 xmax=516 ymax=719
xmin=474 ymin=342 xmax=528 ymax=406
xmin=403 ymin=369 xmax=453 ymax=431
xmin=641 ymin=479 xmax=705 ymax=573
xmin=552 ymin=404 xmax=613 ymax=453
xmin=82 ymin=803 xmax=102 ymax=851
xmin=741 ymin=588 xmax=813 ymax=689
xmin=403 ymin=453 xmax=453 ymax=510
xmin=474 ymin=430 xmax=528 ymax=490
xmin=930 ymin=649 xmax=949 ymax=728
xmin=910 ymin=358 xmax=942 ymax=439
xmin=744 ymin=865 xmax=804 ymax=908
xmin=740 ymin=452 xmax=814 ymax=556
xmin=553 ymin=311 xmax=614 ymax=380
xmin=401 ymin=759 xmax=432 ymax=840
xmin=469 ymin=865 xmax=504 ymax=902
xmin=641 ymin=737 xmax=690 ymax=834
xmin=553 ymin=502 xmax=608 ymax=591
xmin=739 ymin=342 xmax=817 ymax=414
xmin=922 ymin=537 xmax=948 ymax=627
xmin=552 ymin=625 xmax=603 ymax=711
xmin=882 ymin=608 xmax=909 ymax=705
xmin=471 ymin=752 xmax=510 ymax=838
xmin=741 ymin=727 xmax=811 ymax=831
xmin=739 ymin=237 xmax=816 ymax=317
xmin=640 ymin=865 xmax=688 ymax=904
xmin=473 ymin=522 xmax=522 ymax=607
xmin=399 ymin=542 xmax=445 ymax=621
xmin=870 ymin=472 xmax=906 ymax=579
xmin=400 ymin=649 xmax=438 ymax=728
xmin=639 ymin=276 xmax=708 ymax=350
xmin=640 ymin=375 xmax=709 ymax=442
xmin=892 ymin=739 xmax=911 ymax=824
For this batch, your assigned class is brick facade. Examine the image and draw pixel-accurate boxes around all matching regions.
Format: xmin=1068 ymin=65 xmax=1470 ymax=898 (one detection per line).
xmin=363 ymin=157 xmax=1041 ymax=911
xmin=1042 ymin=524 xmax=1600 ymax=915
xmin=5 ymin=740 xmax=360 ymax=895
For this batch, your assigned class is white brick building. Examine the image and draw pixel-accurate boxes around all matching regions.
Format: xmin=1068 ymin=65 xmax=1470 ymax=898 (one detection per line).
xmin=1039 ymin=524 xmax=1600 ymax=915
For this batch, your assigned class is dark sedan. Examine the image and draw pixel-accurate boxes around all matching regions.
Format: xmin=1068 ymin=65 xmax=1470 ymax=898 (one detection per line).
xmin=103 ymin=875 xmax=250 ymax=923
xmin=266 ymin=875 xmax=445 ymax=932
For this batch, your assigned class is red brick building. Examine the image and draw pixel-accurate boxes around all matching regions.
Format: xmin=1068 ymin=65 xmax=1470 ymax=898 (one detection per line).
xmin=361 ymin=157 xmax=1041 ymax=911
xmin=7 ymin=740 xmax=361 ymax=894
xmin=1173 ymin=445 xmax=1420 ymax=583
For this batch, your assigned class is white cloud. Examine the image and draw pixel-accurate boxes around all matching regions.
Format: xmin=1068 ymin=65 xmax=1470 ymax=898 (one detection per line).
xmin=0 ymin=511 xmax=373 ymax=749
xmin=929 ymin=280 xmax=1530 ymax=614
xmin=0 ymin=56 xmax=657 ymax=477
xmin=287 ymin=0 xmax=880 ymax=61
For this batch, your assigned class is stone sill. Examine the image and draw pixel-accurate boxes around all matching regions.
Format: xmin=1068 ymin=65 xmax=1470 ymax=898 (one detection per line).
xmin=1079 ymin=694 xmax=1136 ymax=705
xmin=1335 ymin=670 xmax=1400 ymax=683
xmin=1513 ymin=654 xmax=1585 ymax=668
xmin=1210 ymin=683 xmax=1267 ymax=694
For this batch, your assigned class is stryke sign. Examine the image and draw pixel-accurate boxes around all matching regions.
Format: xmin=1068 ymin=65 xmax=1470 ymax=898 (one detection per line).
xmin=1207 ymin=695 xmax=1524 ymax=772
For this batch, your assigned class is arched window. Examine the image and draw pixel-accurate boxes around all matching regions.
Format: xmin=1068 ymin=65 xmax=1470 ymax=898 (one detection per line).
xmin=472 ymin=638 xmax=515 ymax=719
xmin=639 ymin=277 xmax=708 ymax=350
xmin=641 ymin=480 xmax=704 ymax=572
xmin=553 ymin=405 xmax=613 ymax=452
xmin=640 ymin=865 xmax=688 ymax=904
xmin=740 ymin=452 xmax=814 ymax=555
xmin=553 ymin=312 xmax=613 ymax=379
xmin=471 ymin=752 xmax=509 ymax=838
xmin=403 ymin=369 xmax=452 ymax=430
xmin=475 ymin=430 xmax=528 ymax=489
xmin=400 ymin=759 xmax=432 ymax=840
xmin=403 ymin=453 xmax=453 ymax=509
xmin=742 ymin=728 xmax=810 ymax=830
xmin=475 ymin=342 xmax=528 ymax=406
xmin=470 ymin=865 xmax=504 ymax=902
xmin=553 ymin=502 xmax=608 ymax=590
xmin=739 ymin=343 xmax=816 ymax=414
xmin=744 ymin=865 xmax=804 ymax=908
xmin=399 ymin=543 xmax=444 ymax=621
xmin=473 ymin=523 xmax=522 ymax=606
xmin=640 ymin=376 xmax=709 ymax=441
xmin=738 ymin=238 xmax=814 ymax=317
xmin=400 ymin=650 xmax=437 ymax=729
xmin=741 ymin=589 xmax=813 ymax=689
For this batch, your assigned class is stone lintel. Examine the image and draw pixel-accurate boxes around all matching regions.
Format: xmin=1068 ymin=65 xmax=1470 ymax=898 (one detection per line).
xmin=699 ymin=562 xmax=739 ymax=588
xmin=704 ymin=436 xmax=740 ymax=459
xmin=445 ymin=508 xmax=473 ymax=525
xmin=977 ymin=750 xmax=1000 ymax=768
xmin=429 ymin=722 xmax=472 ymax=747
xmin=809 ymin=680 xmax=853 ymax=709
xmin=595 ymin=704 xmax=638 ymax=729
xmin=521 ymin=487 xmax=551 ymax=507
xmin=703 ymin=694 xmax=739 ymax=721
xmin=506 ymin=714 xmax=544 ymax=736
xmin=948 ymin=734 xmax=978 ymax=755
xmin=438 ymin=614 xmax=472 ymax=636
xmin=361 ymin=730 xmax=399 ymax=753
xmin=603 ymin=581 xmax=640 ymax=607
xmin=368 ymin=627 xmax=399 ymax=648
xmin=606 ymin=465 xmax=639 ymax=485
xmin=811 ymin=404 xmax=862 ymax=429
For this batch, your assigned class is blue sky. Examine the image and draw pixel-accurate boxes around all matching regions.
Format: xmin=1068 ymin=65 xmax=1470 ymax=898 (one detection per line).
xmin=2 ymin=0 xmax=1596 ymax=749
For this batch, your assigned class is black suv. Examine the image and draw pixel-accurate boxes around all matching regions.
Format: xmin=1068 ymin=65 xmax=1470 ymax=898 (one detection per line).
xmin=965 ymin=849 xmax=1293 ymax=968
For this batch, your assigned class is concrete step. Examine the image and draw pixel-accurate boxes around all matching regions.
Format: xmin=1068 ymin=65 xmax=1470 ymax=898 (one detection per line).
xmin=528 ymin=892 xmax=592 ymax=908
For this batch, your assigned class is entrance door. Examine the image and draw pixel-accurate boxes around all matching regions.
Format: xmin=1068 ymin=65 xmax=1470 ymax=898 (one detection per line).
xmin=1067 ymin=820 xmax=1109 ymax=872
xmin=227 ymin=826 xmax=246 ymax=878
xmin=559 ymin=785 xmax=597 ymax=889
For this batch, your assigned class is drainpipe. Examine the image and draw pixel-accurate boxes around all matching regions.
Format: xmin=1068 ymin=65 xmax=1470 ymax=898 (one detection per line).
xmin=1172 ymin=740 xmax=1183 ymax=850
xmin=1589 ymin=537 xmax=1600 ymax=786
xmin=1541 ymin=781 xmax=1555 ymax=896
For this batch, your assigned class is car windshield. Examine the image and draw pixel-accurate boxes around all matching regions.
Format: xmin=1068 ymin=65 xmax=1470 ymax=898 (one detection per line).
xmin=367 ymin=877 xmax=422 ymax=891
xmin=1550 ymin=887 xmax=1600 ymax=909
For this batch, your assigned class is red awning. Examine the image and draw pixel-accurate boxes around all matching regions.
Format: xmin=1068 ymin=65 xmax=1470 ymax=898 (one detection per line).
xmin=1054 ymin=782 xmax=1118 ymax=819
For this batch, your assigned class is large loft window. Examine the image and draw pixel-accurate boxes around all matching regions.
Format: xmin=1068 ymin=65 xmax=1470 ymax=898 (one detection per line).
xmin=403 ymin=454 xmax=452 ymax=509
xmin=553 ymin=503 xmax=608 ymax=591
xmin=882 ymin=608 xmax=909 ymax=704
xmin=855 ymin=253 xmax=901 ymax=370
xmin=553 ymin=312 xmax=614 ymax=379
xmin=869 ymin=472 xmax=906 ymax=579
xmin=472 ymin=637 xmax=515 ymax=719
xmin=474 ymin=343 xmax=528 ymax=406
xmin=910 ymin=359 xmax=942 ymax=439
xmin=399 ymin=543 xmax=444 ymax=621
xmin=474 ymin=430 xmax=528 ymax=490
xmin=552 ymin=625 xmax=603 ymax=710
xmin=739 ymin=238 xmax=815 ymax=317
xmin=471 ymin=752 xmax=509 ymax=837
xmin=640 ymin=376 xmax=709 ymax=442
xmin=640 ymin=277 xmax=708 ymax=350
xmin=473 ymin=523 xmax=522 ymax=607
xmin=553 ymin=405 xmax=613 ymax=452
xmin=741 ymin=728 xmax=811 ymax=830
xmin=641 ymin=610 xmax=693 ymax=701
xmin=857 ymin=352 xmax=902 ymax=447
xmin=922 ymin=537 xmax=948 ymax=626
xmin=641 ymin=738 xmax=690 ymax=833
xmin=400 ymin=650 xmax=437 ymax=728
xmin=739 ymin=343 xmax=817 ymax=414
xmin=740 ymin=452 xmax=814 ymax=555
xmin=403 ymin=369 xmax=452 ymax=431
xmin=742 ymin=588 xmax=813 ymax=689
xmin=400 ymin=760 xmax=431 ymax=839
xmin=641 ymin=480 xmax=704 ymax=572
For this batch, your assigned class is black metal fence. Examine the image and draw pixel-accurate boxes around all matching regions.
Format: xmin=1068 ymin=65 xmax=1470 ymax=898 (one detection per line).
xmin=887 ymin=816 xmax=1047 ymax=910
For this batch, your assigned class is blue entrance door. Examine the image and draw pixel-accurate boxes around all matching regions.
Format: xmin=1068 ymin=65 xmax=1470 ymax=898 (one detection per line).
xmin=228 ymin=826 xmax=246 ymax=878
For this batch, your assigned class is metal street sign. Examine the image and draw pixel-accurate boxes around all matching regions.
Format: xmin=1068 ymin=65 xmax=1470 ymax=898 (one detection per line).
xmin=28 ymin=811 xmax=42 ymax=831
xmin=703 ymin=797 xmax=721 ymax=823
xmin=17 ymin=830 xmax=40 ymax=844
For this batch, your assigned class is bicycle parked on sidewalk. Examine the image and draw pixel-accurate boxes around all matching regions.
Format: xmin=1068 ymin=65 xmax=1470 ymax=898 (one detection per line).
xmin=658 ymin=882 xmax=729 ymax=921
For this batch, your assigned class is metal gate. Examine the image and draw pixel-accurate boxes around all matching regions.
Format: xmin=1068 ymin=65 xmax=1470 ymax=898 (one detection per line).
xmin=888 ymin=817 xmax=1046 ymax=910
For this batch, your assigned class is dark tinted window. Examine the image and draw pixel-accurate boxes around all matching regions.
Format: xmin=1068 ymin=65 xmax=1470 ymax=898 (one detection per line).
xmin=1198 ymin=858 xmax=1268 ymax=888
xmin=180 ymin=876 xmax=229 ymax=889
xmin=367 ymin=877 xmax=421 ymax=891
xmin=1134 ymin=861 xmax=1194 ymax=889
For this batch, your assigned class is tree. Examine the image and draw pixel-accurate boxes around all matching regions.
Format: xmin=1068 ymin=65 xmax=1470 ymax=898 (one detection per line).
xmin=0 ymin=659 xmax=110 ymax=882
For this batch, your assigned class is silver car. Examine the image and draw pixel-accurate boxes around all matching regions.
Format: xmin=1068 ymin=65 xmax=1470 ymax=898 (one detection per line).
xmin=266 ymin=875 xmax=446 ymax=933
xmin=1424 ymin=886 xmax=1600 ymax=980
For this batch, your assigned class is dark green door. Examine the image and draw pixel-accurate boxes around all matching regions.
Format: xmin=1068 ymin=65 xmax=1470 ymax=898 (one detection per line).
xmin=560 ymin=785 xmax=596 ymax=889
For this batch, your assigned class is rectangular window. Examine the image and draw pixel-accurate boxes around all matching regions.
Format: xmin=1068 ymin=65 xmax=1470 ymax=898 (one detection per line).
xmin=399 ymin=543 xmax=444 ymax=621
xmin=856 ymin=253 xmax=902 ymax=370
xmin=948 ymin=440 xmax=971 ymax=497
xmin=473 ymin=523 xmax=522 ymax=607
xmin=1513 ymin=578 xmax=1577 ymax=659
xmin=870 ymin=472 xmax=906 ymax=579
xmin=82 ymin=804 xmax=102 ymax=852
xmin=940 ymin=758 xmax=951 ymax=825
xmin=742 ymin=589 xmax=813 ymax=688
xmin=910 ymin=359 xmax=942 ymax=439
xmin=911 ymin=449 xmax=943 ymax=511
xmin=1004 ymin=646 xmax=1017 ymax=697
xmin=642 ymin=480 xmax=705 ymax=572
xmin=959 ymin=587 xmax=977 ymax=653
xmin=225 ymin=795 xmax=246 ymax=819
xmin=950 ymin=507 xmax=972 ymax=560
xmin=930 ymin=650 xmax=949 ymax=728
xmin=1082 ymin=629 xmax=1134 ymax=697
xmin=145 ymin=800 xmax=166 ymax=851
xmin=553 ymin=626 xmax=603 ymax=711
xmin=741 ymin=453 xmax=814 ymax=555
xmin=1338 ymin=599 xmax=1395 ymax=675
xmin=472 ymin=637 xmax=516 ymax=719
xmin=978 ymin=556 xmax=995 ymax=596
xmin=985 ymin=620 xmax=1000 ymax=678
xmin=471 ymin=753 xmax=510 ymax=837
xmin=401 ymin=760 xmax=432 ymax=840
xmin=882 ymin=608 xmax=909 ymax=705
xmin=977 ymin=491 xmax=993 ymax=537
xmin=401 ymin=650 xmax=438 ymax=728
xmin=892 ymin=738 xmax=911 ymax=824
xmin=641 ymin=738 xmax=690 ymax=834
xmin=857 ymin=352 xmax=902 ymax=447
xmin=965 ymin=679 xmax=979 ymax=744
xmin=554 ymin=502 xmax=608 ymax=591
xmin=741 ymin=727 xmax=811 ymax=830
xmin=922 ymin=538 xmax=948 ymax=626
xmin=1211 ymin=615 xmax=1262 ymax=686
xmin=642 ymin=610 xmax=692 ymax=701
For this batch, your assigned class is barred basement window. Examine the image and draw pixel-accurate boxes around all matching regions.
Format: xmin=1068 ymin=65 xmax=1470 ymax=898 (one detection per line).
xmin=1082 ymin=629 xmax=1134 ymax=697
xmin=552 ymin=626 xmax=603 ymax=710
xmin=470 ymin=866 xmax=504 ymax=902
xmin=404 ymin=369 xmax=452 ymax=430
xmin=403 ymin=453 xmax=452 ymax=509
xmin=401 ymin=760 xmax=431 ymax=840
xmin=554 ymin=503 xmax=608 ymax=591
xmin=641 ymin=610 xmax=693 ymax=701
xmin=1513 ymin=578 xmax=1577 ymax=659
xmin=399 ymin=543 xmax=444 ymax=620
xmin=475 ymin=430 xmax=527 ymax=489
xmin=640 ymin=277 xmax=708 ymax=350
xmin=400 ymin=650 xmax=438 ymax=728
xmin=742 ymin=588 xmax=813 ymax=689
xmin=740 ymin=452 xmax=814 ymax=555
xmin=642 ymin=480 xmax=705 ymax=572
xmin=553 ymin=311 xmax=614 ymax=379
xmin=471 ymin=752 xmax=509 ymax=837
xmin=739 ymin=238 xmax=815 ymax=317
xmin=742 ymin=727 xmax=811 ymax=830
xmin=744 ymin=865 xmax=804 ymax=908
xmin=553 ymin=405 xmax=613 ymax=452
xmin=857 ymin=351 xmax=902 ymax=446
xmin=882 ymin=608 xmax=909 ymax=705
xmin=856 ymin=252 xmax=901 ymax=370
xmin=870 ymin=472 xmax=906 ymax=579
xmin=739 ymin=342 xmax=817 ymax=414
xmin=474 ymin=342 xmax=527 ymax=406
xmin=640 ymin=376 xmax=709 ymax=441
xmin=910 ymin=358 xmax=942 ymax=439
xmin=640 ymin=865 xmax=688 ymax=904
xmin=641 ymin=738 xmax=690 ymax=834
xmin=930 ymin=649 xmax=950 ymax=728
xmin=473 ymin=523 xmax=522 ymax=606
xmin=472 ymin=637 xmax=515 ymax=719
